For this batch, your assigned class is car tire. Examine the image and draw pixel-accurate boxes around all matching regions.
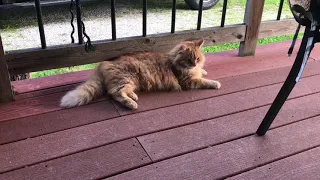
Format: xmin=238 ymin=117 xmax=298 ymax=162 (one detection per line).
xmin=184 ymin=0 xmax=220 ymax=10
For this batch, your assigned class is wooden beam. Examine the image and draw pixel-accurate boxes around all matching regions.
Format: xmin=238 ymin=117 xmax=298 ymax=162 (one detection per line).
xmin=0 ymin=35 xmax=13 ymax=103
xmin=259 ymin=19 xmax=304 ymax=38
xmin=6 ymin=25 xmax=246 ymax=75
xmin=239 ymin=0 xmax=265 ymax=56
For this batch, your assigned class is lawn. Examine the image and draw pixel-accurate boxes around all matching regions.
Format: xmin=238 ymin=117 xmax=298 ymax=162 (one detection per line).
xmin=0 ymin=0 xmax=298 ymax=78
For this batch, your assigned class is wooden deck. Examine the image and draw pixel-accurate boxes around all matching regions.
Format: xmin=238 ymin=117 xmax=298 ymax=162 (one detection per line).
xmin=1 ymin=40 xmax=320 ymax=180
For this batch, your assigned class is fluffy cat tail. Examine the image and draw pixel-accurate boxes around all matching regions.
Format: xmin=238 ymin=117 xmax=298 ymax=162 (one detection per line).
xmin=60 ymin=70 xmax=104 ymax=108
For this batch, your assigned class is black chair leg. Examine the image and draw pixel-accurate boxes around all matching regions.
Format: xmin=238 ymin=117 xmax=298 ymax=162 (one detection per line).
xmin=256 ymin=25 xmax=317 ymax=136
xmin=288 ymin=24 xmax=301 ymax=56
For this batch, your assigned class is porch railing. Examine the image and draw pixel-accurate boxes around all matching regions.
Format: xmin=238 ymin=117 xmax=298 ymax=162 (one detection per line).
xmin=0 ymin=0 xmax=298 ymax=102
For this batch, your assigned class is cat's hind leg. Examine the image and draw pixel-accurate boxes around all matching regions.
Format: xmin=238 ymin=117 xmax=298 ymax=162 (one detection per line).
xmin=110 ymin=84 xmax=139 ymax=110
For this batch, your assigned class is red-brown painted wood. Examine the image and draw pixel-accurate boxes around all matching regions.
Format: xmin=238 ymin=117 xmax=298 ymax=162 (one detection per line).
xmin=205 ymin=41 xmax=320 ymax=79
xmin=0 ymin=92 xmax=63 ymax=122
xmin=228 ymin=147 xmax=320 ymax=180
xmin=1 ymin=41 xmax=320 ymax=179
xmin=0 ymin=139 xmax=151 ymax=180
xmin=2 ymin=59 xmax=319 ymax=145
xmin=12 ymin=69 xmax=93 ymax=94
xmin=0 ymin=127 xmax=153 ymax=174
xmin=1 ymin=74 xmax=319 ymax=173
xmin=107 ymin=116 xmax=320 ymax=180
xmin=113 ymin=65 xmax=320 ymax=115
xmin=138 ymin=92 xmax=320 ymax=161
xmin=0 ymin=91 xmax=110 ymax=122
xmin=205 ymin=41 xmax=299 ymax=78
xmin=14 ymin=83 xmax=80 ymax=100
xmin=0 ymin=100 xmax=119 ymax=145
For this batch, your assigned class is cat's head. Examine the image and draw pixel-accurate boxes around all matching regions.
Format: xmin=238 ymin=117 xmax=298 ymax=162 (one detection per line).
xmin=169 ymin=39 xmax=205 ymax=70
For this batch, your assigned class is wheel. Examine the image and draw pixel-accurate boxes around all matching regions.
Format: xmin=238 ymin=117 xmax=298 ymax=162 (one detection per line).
xmin=184 ymin=0 xmax=220 ymax=10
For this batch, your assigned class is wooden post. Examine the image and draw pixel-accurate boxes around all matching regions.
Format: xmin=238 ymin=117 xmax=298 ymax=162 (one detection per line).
xmin=239 ymin=0 xmax=265 ymax=56
xmin=0 ymin=35 xmax=14 ymax=103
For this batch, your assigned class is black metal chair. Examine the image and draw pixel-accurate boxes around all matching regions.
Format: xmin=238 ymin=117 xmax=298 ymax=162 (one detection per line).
xmin=256 ymin=0 xmax=320 ymax=136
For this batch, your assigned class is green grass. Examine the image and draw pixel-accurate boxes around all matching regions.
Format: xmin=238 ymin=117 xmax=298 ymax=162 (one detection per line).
xmin=30 ymin=63 xmax=98 ymax=78
xmin=203 ymin=33 xmax=303 ymax=53
xmin=203 ymin=42 xmax=240 ymax=53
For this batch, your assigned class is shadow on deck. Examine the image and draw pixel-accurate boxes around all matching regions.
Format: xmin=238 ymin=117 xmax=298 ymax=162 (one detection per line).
xmin=1 ymin=40 xmax=320 ymax=179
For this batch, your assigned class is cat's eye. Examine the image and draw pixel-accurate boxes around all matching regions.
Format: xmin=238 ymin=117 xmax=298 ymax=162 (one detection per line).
xmin=196 ymin=58 xmax=200 ymax=63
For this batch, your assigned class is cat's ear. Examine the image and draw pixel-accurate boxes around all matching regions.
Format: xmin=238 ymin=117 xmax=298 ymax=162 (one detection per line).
xmin=177 ymin=44 xmax=187 ymax=53
xmin=179 ymin=44 xmax=187 ymax=51
xmin=196 ymin=39 xmax=205 ymax=47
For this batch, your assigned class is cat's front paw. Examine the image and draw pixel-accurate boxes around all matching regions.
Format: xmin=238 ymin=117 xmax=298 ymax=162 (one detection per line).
xmin=202 ymin=70 xmax=208 ymax=76
xmin=126 ymin=101 xmax=138 ymax=110
xmin=128 ymin=92 xmax=138 ymax=101
xmin=209 ymin=80 xmax=221 ymax=89
xmin=171 ymin=85 xmax=182 ymax=92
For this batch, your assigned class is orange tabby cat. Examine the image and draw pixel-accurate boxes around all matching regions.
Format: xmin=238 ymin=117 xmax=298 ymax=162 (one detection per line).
xmin=60 ymin=39 xmax=221 ymax=110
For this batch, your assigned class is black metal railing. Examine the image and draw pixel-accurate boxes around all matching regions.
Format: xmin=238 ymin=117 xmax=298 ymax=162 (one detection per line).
xmin=171 ymin=0 xmax=177 ymax=33
xmin=221 ymin=0 xmax=228 ymax=27
xmin=111 ymin=0 xmax=116 ymax=40
xmin=197 ymin=0 xmax=204 ymax=30
xmin=31 ymin=0 xmax=232 ymax=49
xmin=277 ymin=0 xmax=285 ymax=20
xmin=34 ymin=0 xmax=46 ymax=49
xmin=75 ymin=0 xmax=83 ymax=44
xmin=20 ymin=0 xmax=293 ymax=51
xmin=32 ymin=0 xmax=233 ymax=49
xmin=143 ymin=0 xmax=147 ymax=37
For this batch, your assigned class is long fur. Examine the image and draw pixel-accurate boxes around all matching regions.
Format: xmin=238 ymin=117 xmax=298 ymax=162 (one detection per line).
xmin=60 ymin=70 xmax=104 ymax=107
xmin=60 ymin=39 xmax=221 ymax=110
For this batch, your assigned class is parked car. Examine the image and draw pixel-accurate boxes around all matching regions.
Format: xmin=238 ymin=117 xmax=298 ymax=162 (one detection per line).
xmin=184 ymin=0 xmax=220 ymax=10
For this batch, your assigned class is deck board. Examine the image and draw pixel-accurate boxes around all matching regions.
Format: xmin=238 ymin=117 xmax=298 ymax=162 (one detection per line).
xmin=1 ymin=42 xmax=320 ymax=180
xmin=1 ymin=74 xmax=319 ymax=174
xmin=0 ymin=92 xmax=63 ymax=122
xmin=113 ymin=60 xmax=320 ymax=115
xmin=14 ymin=83 xmax=80 ymax=100
xmin=228 ymin=147 xmax=320 ymax=180
xmin=0 ymin=100 xmax=119 ymax=145
xmin=137 ymin=92 xmax=320 ymax=161
xmin=1 ymin=60 xmax=319 ymax=145
xmin=107 ymin=116 xmax=320 ymax=180
xmin=0 ymin=91 xmax=111 ymax=122
xmin=0 ymin=139 xmax=151 ymax=180
xmin=11 ymin=69 xmax=93 ymax=94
